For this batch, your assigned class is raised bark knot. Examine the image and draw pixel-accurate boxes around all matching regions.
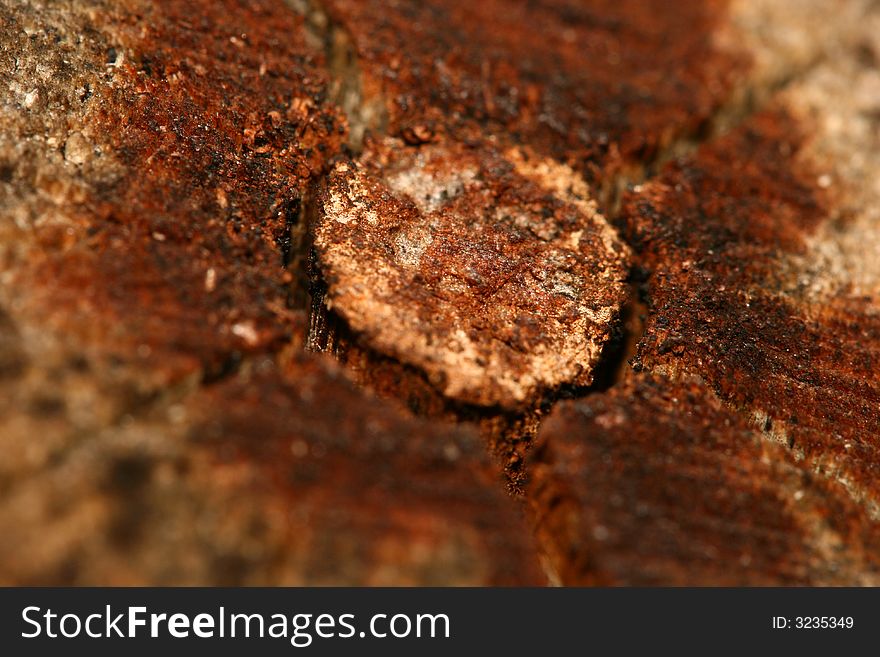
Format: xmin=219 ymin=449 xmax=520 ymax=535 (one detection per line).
xmin=312 ymin=137 xmax=631 ymax=408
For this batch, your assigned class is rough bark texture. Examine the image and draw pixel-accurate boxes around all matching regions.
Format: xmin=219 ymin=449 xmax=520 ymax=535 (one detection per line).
xmin=2 ymin=0 xmax=880 ymax=585
xmin=528 ymin=376 xmax=880 ymax=585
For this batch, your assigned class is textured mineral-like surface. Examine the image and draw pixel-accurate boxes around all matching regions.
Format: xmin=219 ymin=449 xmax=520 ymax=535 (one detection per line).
xmin=313 ymin=139 xmax=630 ymax=408
xmin=3 ymin=0 xmax=880 ymax=586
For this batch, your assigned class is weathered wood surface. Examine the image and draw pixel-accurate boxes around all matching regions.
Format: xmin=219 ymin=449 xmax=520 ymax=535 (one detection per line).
xmin=1 ymin=0 xmax=878 ymax=584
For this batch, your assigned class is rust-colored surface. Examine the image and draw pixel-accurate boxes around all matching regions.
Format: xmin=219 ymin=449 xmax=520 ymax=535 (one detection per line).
xmin=0 ymin=353 xmax=544 ymax=585
xmin=312 ymin=138 xmax=630 ymax=408
xmin=4 ymin=0 xmax=880 ymax=586
xmin=622 ymin=107 xmax=880 ymax=516
xmin=623 ymin=109 xmax=827 ymax=272
xmin=523 ymin=5 xmax=880 ymax=585
xmin=320 ymin=0 xmax=745 ymax=197
xmin=191 ymin=355 xmax=545 ymax=586
xmin=527 ymin=375 xmax=880 ymax=585
xmin=10 ymin=0 xmax=345 ymax=383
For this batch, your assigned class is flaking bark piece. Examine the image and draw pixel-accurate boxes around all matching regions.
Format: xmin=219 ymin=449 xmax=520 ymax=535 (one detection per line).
xmin=313 ymin=139 xmax=630 ymax=408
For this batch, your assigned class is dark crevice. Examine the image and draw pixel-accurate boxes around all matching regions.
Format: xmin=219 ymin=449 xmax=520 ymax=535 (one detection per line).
xmin=275 ymin=196 xmax=302 ymax=269
xmin=292 ymin=0 xmax=387 ymax=153
xmin=0 ymin=306 xmax=28 ymax=379
xmin=200 ymin=350 xmax=244 ymax=385
xmin=282 ymin=192 xmax=316 ymax=315
xmin=566 ymin=274 xmax=648 ymax=395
